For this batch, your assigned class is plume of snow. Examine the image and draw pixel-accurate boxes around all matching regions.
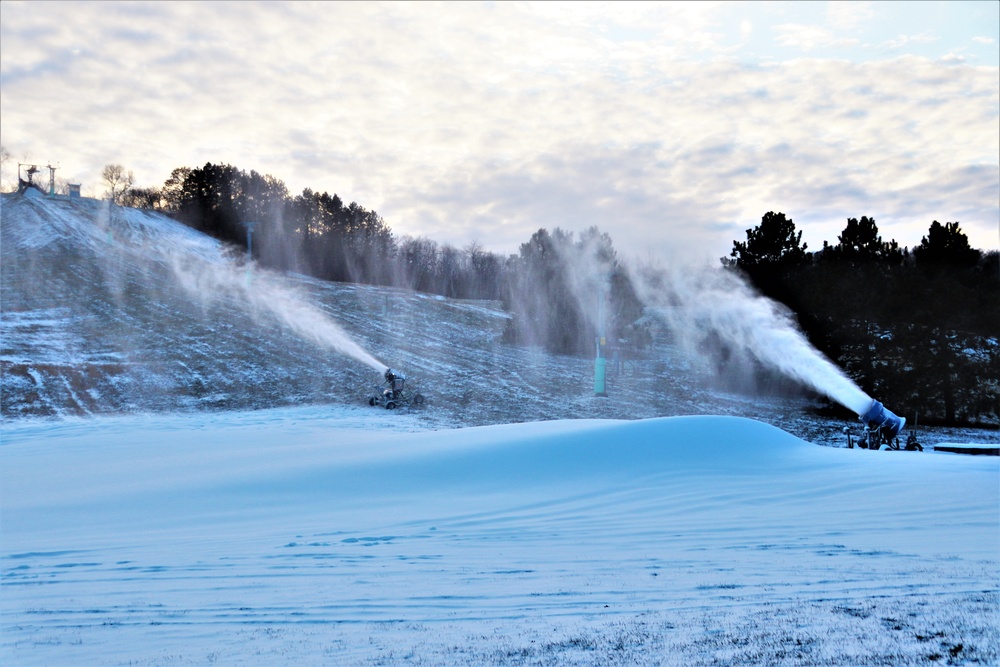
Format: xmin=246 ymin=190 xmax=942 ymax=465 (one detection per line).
xmin=632 ymin=260 xmax=873 ymax=416
xmin=166 ymin=249 xmax=386 ymax=372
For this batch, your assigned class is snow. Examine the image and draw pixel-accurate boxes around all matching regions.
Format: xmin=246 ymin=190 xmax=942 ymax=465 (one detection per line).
xmin=2 ymin=407 xmax=998 ymax=665
xmin=2 ymin=193 xmax=999 ymax=664
xmin=3 ymin=192 xmax=996 ymax=450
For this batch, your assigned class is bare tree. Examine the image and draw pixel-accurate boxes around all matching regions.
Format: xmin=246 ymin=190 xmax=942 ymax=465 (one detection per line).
xmin=0 ymin=145 xmax=12 ymax=192
xmin=102 ymin=163 xmax=135 ymax=204
xmin=120 ymin=186 xmax=163 ymax=210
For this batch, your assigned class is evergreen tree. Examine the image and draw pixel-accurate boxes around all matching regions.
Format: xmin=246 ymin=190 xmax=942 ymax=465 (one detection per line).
xmin=913 ymin=221 xmax=980 ymax=270
xmin=729 ymin=211 xmax=809 ymax=270
xmin=822 ymin=216 xmax=903 ymax=265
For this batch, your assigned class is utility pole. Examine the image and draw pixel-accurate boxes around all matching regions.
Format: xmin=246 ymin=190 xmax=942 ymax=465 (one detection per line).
xmin=47 ymin=164 xmax=57 ymax=197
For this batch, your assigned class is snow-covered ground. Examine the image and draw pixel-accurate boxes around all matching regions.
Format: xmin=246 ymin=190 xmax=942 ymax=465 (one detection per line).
xmin=2 ymin=192 xmax=998 ymax=664
xmin=2 ymin=406 xmax=998 ymax=666
xmin=3 ymin=191 xmax=994 ymax=447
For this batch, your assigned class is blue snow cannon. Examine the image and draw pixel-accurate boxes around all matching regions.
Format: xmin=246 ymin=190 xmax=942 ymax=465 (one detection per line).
xmin=860 ymin=399 xmax=906 ymax=440
xmin=847 ymin=400 xmax=921 ymax=451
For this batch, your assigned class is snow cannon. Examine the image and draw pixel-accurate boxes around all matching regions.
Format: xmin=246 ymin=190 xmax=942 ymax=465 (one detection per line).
xmin=847 ymin=399 xmax=921 ymax=451
xmin=861 ymin=399 xmax=905 ymax=440
xmin=365 ymin=368 xmax=425 ymax=410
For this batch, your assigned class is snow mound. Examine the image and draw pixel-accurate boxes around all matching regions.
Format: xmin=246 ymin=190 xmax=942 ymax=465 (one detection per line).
xmin=3 ymin=409 xmax=998 ymax=665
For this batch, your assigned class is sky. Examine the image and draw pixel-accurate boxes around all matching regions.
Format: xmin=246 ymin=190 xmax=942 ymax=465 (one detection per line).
xmin=1 ymin=0 xmax=998 ymax=262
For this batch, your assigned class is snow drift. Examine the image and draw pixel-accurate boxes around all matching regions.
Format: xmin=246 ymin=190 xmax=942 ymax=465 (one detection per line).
xmin=2 ymin=408 xmax=997 ymax=665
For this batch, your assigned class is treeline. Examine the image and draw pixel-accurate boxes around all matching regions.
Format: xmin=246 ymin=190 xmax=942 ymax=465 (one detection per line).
xmin=728 ymin=212 xmax=999 ymax=426
xmin=124 ymin=162 xmax=641 ymax=354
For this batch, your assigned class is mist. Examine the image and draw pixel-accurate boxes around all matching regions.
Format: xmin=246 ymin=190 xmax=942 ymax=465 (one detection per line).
xmin=91 ymin=195 xmax=387 ymax=374
xmin=165 ymin=248 xmax=386 ymax=373
xmin=630 ymin=259 xmax=873 ymax=417
xmin=495 ymin=226 xmax=874 ymax=417
xmin=120 ymin=199 xmax=872 ymax=414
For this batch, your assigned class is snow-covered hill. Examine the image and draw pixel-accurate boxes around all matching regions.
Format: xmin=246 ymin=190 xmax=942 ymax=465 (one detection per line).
xmin=5 ymin=191 xmax=997 ymax=451
xmin=2 ymin=191 xmax=999 ymax=665
xmin=1 ymin=189 xmax=379 ymax=418
xmin=2 ymin=189 xmax=849 ymax=439
xmin=2 ymin=406 xmax=997 ymax=665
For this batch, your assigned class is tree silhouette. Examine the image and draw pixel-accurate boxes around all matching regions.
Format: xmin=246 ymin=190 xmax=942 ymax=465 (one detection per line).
xmin=101 ymin=164 xmax=135 ymax=205
xmin=823 ymin=216 xmax=903 ymax=265
xmin=729 ymin=211 xmax=808 ymax=270
xmin=913 ymin=221 xmax=980 ymax=270
xmin=120 ymin=187 xmax=163 ymax=210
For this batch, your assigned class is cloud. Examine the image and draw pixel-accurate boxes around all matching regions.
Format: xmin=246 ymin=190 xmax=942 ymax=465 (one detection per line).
xmin=826 ymin=1 xmax=875 ymax=31
xmin=939 ymin=52 xmax=967 ymax=65
xmin=879 ymin=33 xmax=939 ymax=52
xmin=772 ymin=23 xmax=859 ymax=52
xmin=1 ymin=1 xmax=996 ymax=262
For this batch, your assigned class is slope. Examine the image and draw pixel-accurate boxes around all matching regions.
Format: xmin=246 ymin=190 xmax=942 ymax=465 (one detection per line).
xmin=2 ymin=408 xmax=997 ymax=665
xmin=1 ymin=190 xmax=837 ymax=437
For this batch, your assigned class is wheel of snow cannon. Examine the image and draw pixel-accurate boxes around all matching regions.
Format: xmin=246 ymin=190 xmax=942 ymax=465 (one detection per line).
xmin=385 ymin=401 xmax=396 ymax=410
xmin=368 ymin=397 xmax=377 ymax=407
xmin=413 ymin=393 xmax=425 ymax=405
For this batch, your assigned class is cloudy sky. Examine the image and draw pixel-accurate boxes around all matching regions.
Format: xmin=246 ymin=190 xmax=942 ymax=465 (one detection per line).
xmin=2 ymin=1 xmax=997 ymax=262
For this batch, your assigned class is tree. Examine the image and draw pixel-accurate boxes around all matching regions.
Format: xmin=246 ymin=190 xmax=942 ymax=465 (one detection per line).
xmin=913 ymin=221 xmax=980 ymax=270
xmin=436 ymin=244 xmax=462 ymax=298
xmin=465 ymin=241 xmax=505 ymax=300
xmin=102 ymin=164 xmax=135 ymax=204
xmin=0 ymin=145 xmax=11 ymax=192
xmin=822 ymin=216 xmax=904 ymax=265
xmin=728 ymin=211 xmax=809 ymax=271
xmin=725 ymin=211 xmax=810 ymax=311
xmin=397 ymin=236 xmax=439 ymax=293
xmin=159 ymin=167 xmax=191 ymax=212
xmin=120 ymin=187 xmax=163 ymax=210
xmin=172 ymin=162 xmax=245 ymax=244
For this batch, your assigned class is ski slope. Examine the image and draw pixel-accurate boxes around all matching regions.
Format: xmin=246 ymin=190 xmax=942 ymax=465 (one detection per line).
xmin=2 ymin=407 xmax=997 ymax=666
xmin=2 ymin=191 xmax=998 ymax=664
xmin=3 ymin=190 xmax=994 ymax=448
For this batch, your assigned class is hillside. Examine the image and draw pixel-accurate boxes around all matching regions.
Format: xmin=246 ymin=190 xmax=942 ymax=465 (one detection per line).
xmin=2 ymin=190 xmax=996 ymax=448
xmin=3 ymin=190 xmax=998 ymax=665
xmin=0 ymin=191 xmax=824 ymax=432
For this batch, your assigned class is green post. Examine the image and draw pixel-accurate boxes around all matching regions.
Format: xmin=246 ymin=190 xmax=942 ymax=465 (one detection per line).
xmin=594 ymin=278 xmax=609 ymax=397
xmin=594 ymin=336 xmax=607 ymax=397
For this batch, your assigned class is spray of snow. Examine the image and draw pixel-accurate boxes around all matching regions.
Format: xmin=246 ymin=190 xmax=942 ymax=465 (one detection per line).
xmin=85 ymin=200 xmax=390 ymax=373
xmin=166 ymin=249 xmax=386 ymax=373
xmin=75 ymin=198 xmax=387 ymax=373
xmin=632 ymin=261 xmax=873 ymax=417
xmin=559 ymin=232 xmax=617 ymax=339
xmin=499 ymin=228 xmax=873 ymax=416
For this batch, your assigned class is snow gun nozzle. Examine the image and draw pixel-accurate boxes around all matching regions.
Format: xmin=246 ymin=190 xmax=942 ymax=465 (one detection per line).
xmin=860 ymin=399 xmax=906 ymax=439
xmin=382 ymin=367 xmax=406 ymax=384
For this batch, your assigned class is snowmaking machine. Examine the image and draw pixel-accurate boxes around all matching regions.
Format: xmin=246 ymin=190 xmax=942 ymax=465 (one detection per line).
xmin=366 ymin=368 xmax=425 ymax=410
xmin=845 ymin=399 xmax=922 ymax=451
